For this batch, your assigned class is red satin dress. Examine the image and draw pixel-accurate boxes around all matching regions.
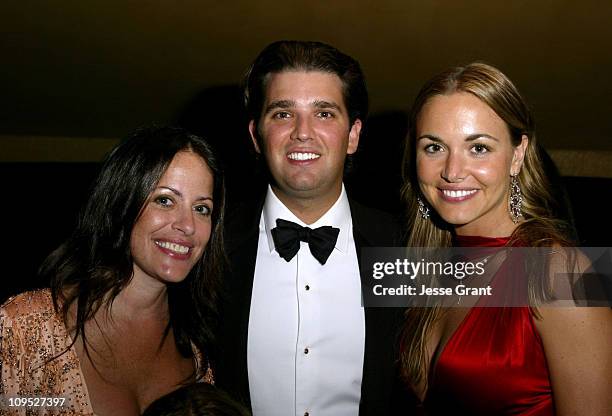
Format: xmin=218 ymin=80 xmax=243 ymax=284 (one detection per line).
xmin=425 ymin=235 xmax=554 ymax=415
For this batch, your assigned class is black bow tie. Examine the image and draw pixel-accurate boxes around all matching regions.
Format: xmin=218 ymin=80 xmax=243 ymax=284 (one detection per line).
xmin=271 ymin=219 xmax=340 ymax=265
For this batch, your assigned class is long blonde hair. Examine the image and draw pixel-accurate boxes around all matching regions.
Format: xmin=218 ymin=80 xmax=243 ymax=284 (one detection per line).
xmin=399 ymin=62 xmax=575 ymax=388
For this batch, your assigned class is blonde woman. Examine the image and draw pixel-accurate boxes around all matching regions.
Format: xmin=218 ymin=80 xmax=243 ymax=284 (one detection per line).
xmin=400 ymin=63 xmax=611 ymax=415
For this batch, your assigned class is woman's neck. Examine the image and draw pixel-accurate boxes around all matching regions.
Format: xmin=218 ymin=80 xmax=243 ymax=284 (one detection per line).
xmin=454 ymin=217 xmax=521 ymax=238
xmin=108 ymin=275 xmax=169 ymax=323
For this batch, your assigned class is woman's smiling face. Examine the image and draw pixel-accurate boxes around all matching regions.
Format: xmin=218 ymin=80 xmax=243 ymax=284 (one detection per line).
xmin=416 ymin=92 xmax=527 ymax=237
xmin=130 ymin=151 xmax=214 ymax=285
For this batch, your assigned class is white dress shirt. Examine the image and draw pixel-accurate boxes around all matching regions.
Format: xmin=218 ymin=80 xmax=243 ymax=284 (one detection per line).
xmin=247 ymin=185 xmax=366 ymax=416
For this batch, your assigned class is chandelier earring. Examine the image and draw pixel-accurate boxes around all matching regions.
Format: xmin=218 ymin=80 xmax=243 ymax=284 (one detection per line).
xmin=417 ymin=196 xmax=430 ymax=220
xmin=509 ymin=173 xmax=523 ymax=223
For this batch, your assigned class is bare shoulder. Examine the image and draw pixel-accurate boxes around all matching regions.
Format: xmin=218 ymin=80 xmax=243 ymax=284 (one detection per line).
xmin=537 ymin=306 xmax=612 ymax=328
xmin=545 ymin=245 xmax=591 ymax=273
xmin=534 ymin=305 xmax=611 ymax=370
xmin=534 ymin=245 xmax=610 ymax=337
xmin=534 ymin=306 xmax=612 ymax=415
xmin=538 ymin=245 xmax=597 ymax=306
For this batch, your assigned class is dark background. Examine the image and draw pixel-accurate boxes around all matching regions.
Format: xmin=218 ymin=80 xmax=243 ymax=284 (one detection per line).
xmin=1 ymin=2 xmax=611 ymax=301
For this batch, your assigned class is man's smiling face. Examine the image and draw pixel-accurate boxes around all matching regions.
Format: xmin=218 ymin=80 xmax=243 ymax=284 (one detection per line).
xmin=250 ymin=70 xmax=361 ymax=209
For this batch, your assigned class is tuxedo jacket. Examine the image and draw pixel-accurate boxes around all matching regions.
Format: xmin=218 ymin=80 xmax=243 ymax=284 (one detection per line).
xmin=215 ymin=194 xmax=416 ymax=415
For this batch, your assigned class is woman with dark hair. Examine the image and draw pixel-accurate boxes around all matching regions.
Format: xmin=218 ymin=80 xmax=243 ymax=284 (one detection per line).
xmin=399 ymin=63 xmax=611 ymax=415
xmin=0 ymin=126 xmax=225 ymax=415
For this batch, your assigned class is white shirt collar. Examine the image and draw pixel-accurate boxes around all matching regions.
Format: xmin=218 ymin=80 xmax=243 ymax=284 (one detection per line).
xmin=262 ymin=184 xmax=352 ymax=254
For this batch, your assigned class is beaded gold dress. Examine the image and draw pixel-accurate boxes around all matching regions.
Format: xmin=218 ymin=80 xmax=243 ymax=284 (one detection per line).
xmin=0 ymin=289 xmax=213 ymax=415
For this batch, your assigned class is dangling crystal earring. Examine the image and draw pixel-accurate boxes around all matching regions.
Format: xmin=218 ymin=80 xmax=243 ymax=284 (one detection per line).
xmin=417 ymin=196 xmax=430 ymax=219
xmin=509 ymin=174 xmax=523 ymax=223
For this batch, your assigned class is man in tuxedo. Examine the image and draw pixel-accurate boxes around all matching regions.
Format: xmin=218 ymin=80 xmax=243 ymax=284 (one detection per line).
xmin=217 ymin=40 xmax=411 ymax=416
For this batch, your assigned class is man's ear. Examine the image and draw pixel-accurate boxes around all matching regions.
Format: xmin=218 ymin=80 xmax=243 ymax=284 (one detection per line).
xmin=249 ymin=120 xmax=261 ymax=154
xmin=347 ymin=119 xmax=362 ymax=155
xmin=511 ymin=135 xmax=528 ymax=175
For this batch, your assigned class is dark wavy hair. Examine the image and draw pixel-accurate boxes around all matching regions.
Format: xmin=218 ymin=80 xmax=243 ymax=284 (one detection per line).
xmin=142 ymin=383 xmax=250 ymax=416
xmin=41 ymin=125 xmax=225 ymax=371
xmin=244 ymin=40 xmax=368 ymax=127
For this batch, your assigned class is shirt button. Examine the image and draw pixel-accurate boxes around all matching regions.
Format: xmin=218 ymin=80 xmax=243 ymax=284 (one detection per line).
xmin=304 ymin=347 xmax=309 ymax=354
xmin=305 ymin=284 xmax=310 ymax=291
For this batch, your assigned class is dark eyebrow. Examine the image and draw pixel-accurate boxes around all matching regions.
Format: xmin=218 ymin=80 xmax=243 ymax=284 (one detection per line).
xmin=264 ymin=99 xmax=343 ymax=115
xmin=313 ymin=100 xmax=342 ymax=111
xmin=417 ymin=134 xmax=442 ymax=142
xmin=264 ymin=99 xmax=294 ymax=115
xmin=157 ymin=186 xmax=213 ymax=202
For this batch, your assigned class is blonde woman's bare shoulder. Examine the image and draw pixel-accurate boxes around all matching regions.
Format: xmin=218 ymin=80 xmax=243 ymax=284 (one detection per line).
xmin=546 ymin=244 xmax=591 ymax=271
xmin=539 ymin=245 xmax=595 ymax=306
